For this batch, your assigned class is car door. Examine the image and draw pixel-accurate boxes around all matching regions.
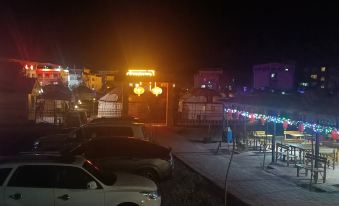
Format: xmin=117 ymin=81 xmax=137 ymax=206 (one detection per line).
xmin=0 ymin=168 xmax=13 ymax=206
xmin=54 ymin=166 xmax=104 ymax=206
xmin=4 ymin=165 xmax=55 ymax=206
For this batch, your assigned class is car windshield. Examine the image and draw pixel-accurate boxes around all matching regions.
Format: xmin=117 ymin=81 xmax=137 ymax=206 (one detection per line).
xmin=82 ymin=160 xmax=116 ymax=186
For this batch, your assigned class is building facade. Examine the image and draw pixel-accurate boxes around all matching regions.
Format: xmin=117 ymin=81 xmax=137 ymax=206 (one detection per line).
xmin=68 ymin=69 xmax=83 ymax=89
xmin=9 ymin=59 xmax=69 ymax=86
xmin=253 ymin=63 xmax=295 ymax=91
xmin=194 ymin=68 xmax=223 ymax=91
xmin=83 ymin=68 xmax=103 ymax=91
xmin=97 ymin=70 xmax=118 ymax=91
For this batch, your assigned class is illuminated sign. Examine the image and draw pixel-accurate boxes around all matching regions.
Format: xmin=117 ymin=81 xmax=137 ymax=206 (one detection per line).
xmin=126 ymin=69 xmax=155 ymax=77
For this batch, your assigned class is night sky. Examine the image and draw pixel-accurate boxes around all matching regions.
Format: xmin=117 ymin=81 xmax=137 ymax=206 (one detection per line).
xmin=1 ymin=1 xmax=339 ymax=82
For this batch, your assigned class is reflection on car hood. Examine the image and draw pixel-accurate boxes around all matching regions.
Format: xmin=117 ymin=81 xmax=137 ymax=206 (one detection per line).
xmin=37 ymin=134 xmax=71 ymax=142
xmin=34 ymin=134 xmax=83 ymax=152
xmin=111 ymin=173 xmax=157 ymax=191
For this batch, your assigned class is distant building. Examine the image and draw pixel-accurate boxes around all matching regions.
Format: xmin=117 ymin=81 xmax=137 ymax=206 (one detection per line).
xmin=298 ymin=66 xmax=332 ymax=90
xmin=83 ymin=68 xmax=103 ymax=91
xmin=68 ymin=69 xmax=83 ymax=89
xmin=8 ymin=59 xmax=69 ymax=86
xmin=253 ymin=63 xmax=295 ymax=91
xmin=97 ymin=70 xmax=118 ymax=90
xmin=194 ymin=68 xmax=223 ymax=91
xmin=297 ymin=65 xmax=339 ymax=94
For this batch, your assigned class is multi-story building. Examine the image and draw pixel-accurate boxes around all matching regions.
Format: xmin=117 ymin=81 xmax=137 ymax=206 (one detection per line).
xmin=68 ymin=69 xmax=83 ymax=89
xmin=298 ymin=65 xmax=339 ymax=93
xmin=194 ymin=68 xmax=224 ymax=91
xmin=298 ymin=66 xmax=329 ymax=90
xmin=97 ymin=70 xmax=118 ymax=90
xmin=9 ymin=59 xmax=69 ymax=86
xmin=253 ymin=62 xmax=295 ymax=91
xmin=82 ymin=68 xmax=103 ymax=91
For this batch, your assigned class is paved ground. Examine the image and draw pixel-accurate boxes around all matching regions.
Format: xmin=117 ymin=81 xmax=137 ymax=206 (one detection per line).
xmin=153 ymin=127 xmax=339 ymax=206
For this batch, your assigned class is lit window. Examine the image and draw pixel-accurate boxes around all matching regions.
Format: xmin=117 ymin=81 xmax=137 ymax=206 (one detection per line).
xmin=270 ymin=73 xmax=277 ymax=80
xmin=300 ymin=82 xmax=309 ymax=87
xmin=321 ymin=67 xmax=326 ymax=72
xmin=310 ymin=74 xmax=317 ymax=79
xmin=320 ymin=77 xmax=325 ymax=82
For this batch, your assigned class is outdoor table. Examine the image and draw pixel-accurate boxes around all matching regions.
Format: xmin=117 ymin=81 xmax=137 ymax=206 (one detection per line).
xmin=287 ymin=133 xmax=304 ymax=139
xmin=287 ymin=133 xmax=312 ymax=140
xmin=253 ymin=133 xmax=273 ymax=150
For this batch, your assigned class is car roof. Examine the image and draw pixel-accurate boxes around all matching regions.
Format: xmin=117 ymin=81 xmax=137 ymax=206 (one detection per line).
xmin=90 ymin=116 xmax=139 ymax=121
xmin=83 ymin=121 xmax=144 ymax=127
xmin=87 ymin=136 xmax=166 ymax=148
xmin=0 ymin=154 xmax=86 ymax=168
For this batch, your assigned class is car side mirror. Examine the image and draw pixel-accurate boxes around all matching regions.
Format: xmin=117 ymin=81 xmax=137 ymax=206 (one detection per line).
xmin=87 ymin=181 xmax=98 ymax=190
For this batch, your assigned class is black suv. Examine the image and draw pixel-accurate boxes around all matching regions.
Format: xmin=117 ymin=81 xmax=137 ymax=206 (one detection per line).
xmin=70 ymin=137 xmax=173 ymax=182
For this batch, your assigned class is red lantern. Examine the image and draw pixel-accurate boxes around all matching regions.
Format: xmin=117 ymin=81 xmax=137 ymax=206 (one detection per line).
xmin=332 ymin=129 xmax=338 ymax=140
xmin=283 ymin=121 xmax=288 ymax=130
xmin=298 ymin=123 xmax=305 ymax=133
xmin=226 ymin=112 xmax=233 ymax=120
xmin=260 ymin=117 xmax=266 ymax=125
xmin=249 ymin=114 xmax=255 ymax=123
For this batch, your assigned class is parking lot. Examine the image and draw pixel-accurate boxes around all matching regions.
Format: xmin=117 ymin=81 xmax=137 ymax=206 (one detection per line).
xmin=0 ymin=125 xmax=248 ymax=206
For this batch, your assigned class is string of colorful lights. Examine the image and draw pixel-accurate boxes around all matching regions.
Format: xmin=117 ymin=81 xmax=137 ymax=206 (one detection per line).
xmin=225 ymin=108 xmax=338 ymax=135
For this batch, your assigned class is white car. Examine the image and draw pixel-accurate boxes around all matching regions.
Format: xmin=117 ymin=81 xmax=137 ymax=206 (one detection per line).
xmin=0 ymin=155 xmax=161 ymax=206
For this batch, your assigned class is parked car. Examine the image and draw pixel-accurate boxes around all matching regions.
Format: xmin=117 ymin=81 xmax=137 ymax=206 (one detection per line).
xmin=0 ymin=154 xmax=161 ymax=206
xmin=33 ymin=121 xmax=148 ymax=151
xmin=77 ymin=121 xmax=147 ymax=140
xmin=63 ymin=111 xmax=88 ymax=128
xmin=69 ymin=137 xmax=173 ymax=182
xmin=90 ymin=116 xmax=140 ymax=124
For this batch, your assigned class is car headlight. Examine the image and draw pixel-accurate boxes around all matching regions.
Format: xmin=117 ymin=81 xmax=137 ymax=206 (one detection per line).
xmin=140 ymin=191 xmax=160 ymax=200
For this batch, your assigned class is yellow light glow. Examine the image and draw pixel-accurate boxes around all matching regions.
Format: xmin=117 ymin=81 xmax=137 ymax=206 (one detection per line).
xmin=126 ymin=69 xmax=155 ymax=77
xmin=151 ymin=86 xmax=162 ymax=96
xmin=134 ymin=86 xmax=145 ymax=96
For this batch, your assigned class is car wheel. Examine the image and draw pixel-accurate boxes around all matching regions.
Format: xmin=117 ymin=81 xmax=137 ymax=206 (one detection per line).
xmin=139 ymin=168 xmax=159 ymax=183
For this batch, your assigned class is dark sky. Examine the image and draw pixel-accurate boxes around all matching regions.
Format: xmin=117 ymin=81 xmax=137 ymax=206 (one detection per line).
xmin=1 ymin=0 xmax=339 ymax=80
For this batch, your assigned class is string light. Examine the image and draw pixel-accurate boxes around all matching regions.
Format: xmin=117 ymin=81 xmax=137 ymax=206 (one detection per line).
xmin=225 ymin=108 xmax=338 ymax=135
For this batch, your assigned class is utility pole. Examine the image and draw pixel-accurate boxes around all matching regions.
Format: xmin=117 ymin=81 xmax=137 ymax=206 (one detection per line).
xmin=263 ymin=120 xmax=268 ymax=169
xmin=272 ymin=121 xmax=276 ymax=163
xmin=314 ymin=132 xmax=320 ymax=183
